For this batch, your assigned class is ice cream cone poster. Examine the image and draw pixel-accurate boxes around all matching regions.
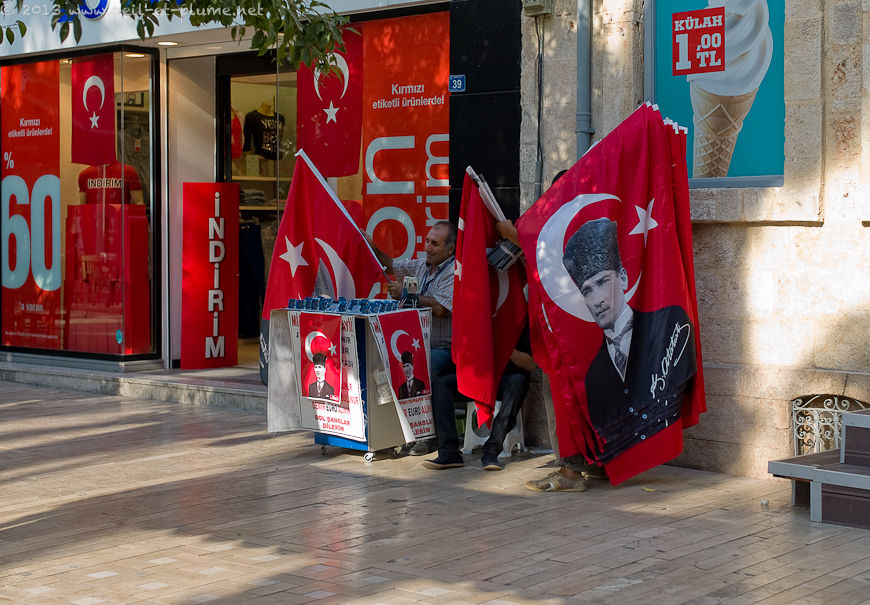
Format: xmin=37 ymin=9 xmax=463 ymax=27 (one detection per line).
xmin=652 ymin=0 xmax=783 ymax=181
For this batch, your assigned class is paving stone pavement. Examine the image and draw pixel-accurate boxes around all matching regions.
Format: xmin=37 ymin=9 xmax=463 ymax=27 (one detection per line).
xmin=1 ymin=380 xmax=869 ymax=604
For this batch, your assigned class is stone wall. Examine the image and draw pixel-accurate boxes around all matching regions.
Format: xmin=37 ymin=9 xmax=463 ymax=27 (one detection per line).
xmin=519 ymin=0 xmax=870 ymax=479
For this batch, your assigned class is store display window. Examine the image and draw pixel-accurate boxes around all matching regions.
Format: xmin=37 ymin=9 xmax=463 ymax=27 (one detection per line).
xmin=219 ymin=59 xmax=296 ymax=347
xmin=0 ymin=51 xmax=157 ymax=356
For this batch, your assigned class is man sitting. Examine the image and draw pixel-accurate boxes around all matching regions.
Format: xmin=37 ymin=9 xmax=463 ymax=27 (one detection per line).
xmin=480 ymin=324 xmax=535 ymax=470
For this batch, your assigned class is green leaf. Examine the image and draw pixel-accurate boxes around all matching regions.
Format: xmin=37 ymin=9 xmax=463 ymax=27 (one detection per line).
xmin=59 ymin=21 xmax=69 ymax=41
xmin=73 ymin=17 xmax=82 ymax=43
xmin=17 ymin=20 xmax=26 ymax=36
xmin=5 ymin=27 xmax=13 ymax=45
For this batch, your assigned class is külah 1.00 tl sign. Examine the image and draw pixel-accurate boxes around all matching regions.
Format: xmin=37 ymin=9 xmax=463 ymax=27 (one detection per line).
xmin=652 ymin=0 xmax=783 ymax=184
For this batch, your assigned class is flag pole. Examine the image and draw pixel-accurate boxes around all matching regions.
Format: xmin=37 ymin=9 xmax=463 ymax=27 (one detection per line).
xmin=465 ymin=165 xmax=523 ymax=272
xmin=465 ymin=166 xmax=507 ymax=222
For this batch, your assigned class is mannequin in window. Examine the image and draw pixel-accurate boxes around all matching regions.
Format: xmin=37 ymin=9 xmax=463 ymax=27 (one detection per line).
xmin=77 ymin=161 xmax=144 ymax=205
xmin=243 ymin=101 xmax=285 ymax=160
xmin=231 ymin=105 xmax=245 ymax=159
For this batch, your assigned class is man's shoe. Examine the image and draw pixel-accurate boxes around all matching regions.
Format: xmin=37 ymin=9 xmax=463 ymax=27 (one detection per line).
xmin=421 ymin=452 xmax=464 ymax=470
xmin=409 ymin=439 xmax=435 ymax=456
xmin=525 ymin=469 xmax=587 ymax=492
xmin=481 ymin=453 xmax=503 ymax=471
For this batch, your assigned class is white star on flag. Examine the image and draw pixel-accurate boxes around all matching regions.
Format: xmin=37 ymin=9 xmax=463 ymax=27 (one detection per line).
xmin=328 ymin=343 xmax=337 ymax=356
xmin=454 ymin=260 xmax=462 ymax=280
xmin=323 ymin=101 xmax=339 ymax=123
xmin=411 ymin=338 xmax=421 ymax=351
xmin=279 ymin=236 xmax=309 ymax=276
xmin=89 ymin=111 xmax=100 ymax=128
xmin=629 ymin=199 xmax=658 ymax=246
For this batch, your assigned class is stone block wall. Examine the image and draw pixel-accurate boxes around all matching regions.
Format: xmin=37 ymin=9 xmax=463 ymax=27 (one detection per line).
xmin=519 ymin=0 xmax=870 ymax=479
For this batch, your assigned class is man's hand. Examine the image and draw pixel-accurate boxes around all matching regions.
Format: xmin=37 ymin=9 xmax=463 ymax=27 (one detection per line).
xmin=387 ymin=280 xmax=403 ymax=300
xmin=496 ymin=220 xmax=519 ymax=246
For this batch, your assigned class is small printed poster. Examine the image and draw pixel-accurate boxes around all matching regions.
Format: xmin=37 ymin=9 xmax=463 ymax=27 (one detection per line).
xmin=291 ymin=311 xmax=365 ymax=440
xmin=370 ymin=310 xmax=435 ymax=442
xmin=299 ymin=312 xmax=342 ymax=404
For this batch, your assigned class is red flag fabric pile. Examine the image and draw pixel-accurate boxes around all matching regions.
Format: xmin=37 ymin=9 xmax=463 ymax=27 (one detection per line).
xmin=71 ymin=54 xmax=116 ymax=166
xmin=261 ymin=150 xmax=385 ymax=318
xmin=452 ymin=173 xmax=527 ymax=426
xmin=517 ymin=104 xmax=705 ymax=485
xmin=296 ymin=27 xmax=363 ymax=178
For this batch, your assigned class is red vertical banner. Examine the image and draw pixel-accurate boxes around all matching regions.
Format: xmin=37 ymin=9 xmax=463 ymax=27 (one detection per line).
xmin=361 ymin=12 xmax=450 ymax=260
xmin=1 ymin=60 xmax=62 ymax=349
xmin=181 ymin=183 xmax=240 ymax=368
xmin=297 ymin=26 xmax=364 ymax=177
xmin=70 ymin=54 xmax=116 ymax=166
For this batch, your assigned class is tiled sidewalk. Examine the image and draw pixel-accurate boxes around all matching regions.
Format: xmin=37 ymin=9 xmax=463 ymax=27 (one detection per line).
xmin=1 ymin=381 xmax=869 ymax=604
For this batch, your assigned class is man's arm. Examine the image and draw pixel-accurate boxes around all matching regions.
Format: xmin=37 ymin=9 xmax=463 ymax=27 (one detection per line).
xmin=417 ymin=295 xmax=450 ymax=317
xmin=364 ymin=232 xmax=394 ymax=274
xmin=509 ymin=349 xmax=536 ymax=373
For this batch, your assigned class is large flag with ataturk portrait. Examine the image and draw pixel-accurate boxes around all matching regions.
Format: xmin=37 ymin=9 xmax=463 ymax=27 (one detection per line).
xmin=516 ymin=103 xmax=706 ymax=485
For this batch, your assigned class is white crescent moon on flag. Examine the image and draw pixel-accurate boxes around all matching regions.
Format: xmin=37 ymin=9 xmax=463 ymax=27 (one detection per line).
xmin=315 ymin=238 xmax=356 ymax=298
xmin=304 ymin=331 xmax=328 ymax=361
xmin=82 ymin=76 xmax=106 ymax=111
xmin=390 ymin=330 xmax=409 ymax=362
xmin=536 ymin=193 xmax=640 ymax=322
xmin=313 ymin=53 xmax=350 ymax=101
xmin=493 ymin=271 xmax=509 ymax=318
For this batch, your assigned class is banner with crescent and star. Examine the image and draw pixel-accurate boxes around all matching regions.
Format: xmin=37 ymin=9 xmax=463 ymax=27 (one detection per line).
xmin=0 ymin=59 xmax=62 ymax=349
xmin=71 ymin=54 xmax=116 ymax=166
xmin=296 ymin=26 xmax=363 ymax=178
xmin=517 ymin=103 xmax=706 ymax=485
xmin=369 ymin=309 xmax=435 ymax=442
xmin=452 ymin=172 xmax=527 ymax=426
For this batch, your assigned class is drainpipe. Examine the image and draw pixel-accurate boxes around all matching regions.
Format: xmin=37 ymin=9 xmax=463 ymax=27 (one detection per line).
xmin=576 ymin=0 xmax=593 ymax=157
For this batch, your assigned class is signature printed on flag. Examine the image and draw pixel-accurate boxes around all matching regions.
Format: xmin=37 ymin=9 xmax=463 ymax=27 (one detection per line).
xmin=650 ymin=321 xmax=692 ymax=399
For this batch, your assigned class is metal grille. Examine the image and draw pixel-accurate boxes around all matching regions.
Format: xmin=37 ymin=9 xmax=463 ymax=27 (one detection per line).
xmin=792 ymin=395 xmax=870 ymax=456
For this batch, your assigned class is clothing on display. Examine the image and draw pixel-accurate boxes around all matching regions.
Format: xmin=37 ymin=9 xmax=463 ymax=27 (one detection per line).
xmin=231 ymin=107 xmax=244 ymax=159
xmin=240 ymin=188 xmax=268 ymax=206
xmin=77 ymin=161 xmax=143 ymax=205
xmin=243 ymin=106 xmax=286 ymax=160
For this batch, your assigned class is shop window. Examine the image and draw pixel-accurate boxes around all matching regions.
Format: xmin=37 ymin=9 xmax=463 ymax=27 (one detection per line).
xmin=220 ymin=62 xmax=297 ymax=344
xmin=0 ymin=51 xmax=157 ymax=356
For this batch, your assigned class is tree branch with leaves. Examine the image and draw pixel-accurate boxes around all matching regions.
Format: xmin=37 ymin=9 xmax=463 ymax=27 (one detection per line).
xmin=0 ymin=0 xmax=349 ymax=71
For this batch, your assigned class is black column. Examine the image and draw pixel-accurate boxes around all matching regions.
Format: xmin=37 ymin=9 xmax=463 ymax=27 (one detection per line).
xmin=449 ymin=0 xmax=522 ymax=223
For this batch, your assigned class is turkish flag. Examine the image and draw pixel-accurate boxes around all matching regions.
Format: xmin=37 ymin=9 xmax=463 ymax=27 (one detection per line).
xmin=377 ymin=310 xmax=430 ymax=402
xmin=71 ymin=54 xmax=116 ymax=166
xmin=517 ymin=104 xmax=704 ymax=485
xmin=452 ymin=173 xmax=527 ymax=426
xmin=297 ymin=27 xmax=363 ymax=177
xmin=261 ymin=150 xmax=385 ymax=319
xmin=299 ymin=312 xmax=342 ymax=403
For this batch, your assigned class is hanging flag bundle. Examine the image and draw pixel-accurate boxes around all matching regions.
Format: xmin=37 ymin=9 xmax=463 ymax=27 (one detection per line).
xmin=516 ymin=104 xmax=706 ymax=485
xmin=452 ymin=170 xmax=527 ymax=426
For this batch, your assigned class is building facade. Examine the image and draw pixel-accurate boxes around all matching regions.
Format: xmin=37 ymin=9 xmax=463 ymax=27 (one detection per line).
xmin=523 ymin=0 xmax=870 ymax=478
xmin=3 ymin=0 xmax=867 ymax=479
